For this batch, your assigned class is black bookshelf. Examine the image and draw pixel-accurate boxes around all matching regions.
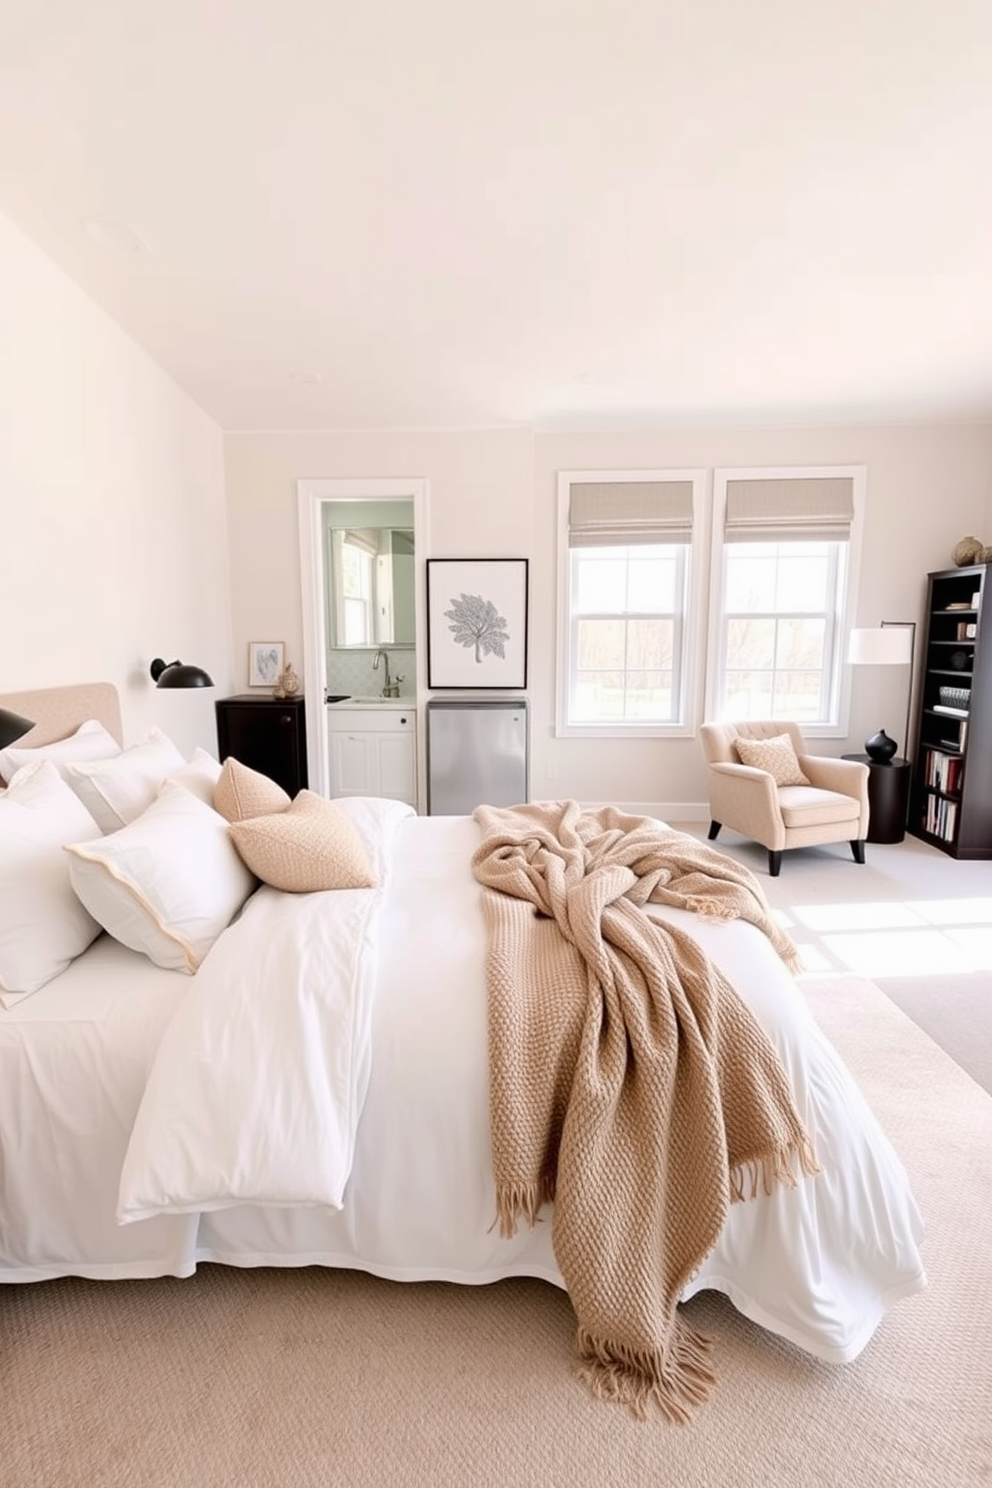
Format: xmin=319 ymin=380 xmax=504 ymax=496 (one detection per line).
xmin=908 ymin=564 xmax=992 ymax=859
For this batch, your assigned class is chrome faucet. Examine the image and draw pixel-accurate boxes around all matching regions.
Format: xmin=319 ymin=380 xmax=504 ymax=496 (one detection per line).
xmin=372 ymin=647 xmax=393 ymax=697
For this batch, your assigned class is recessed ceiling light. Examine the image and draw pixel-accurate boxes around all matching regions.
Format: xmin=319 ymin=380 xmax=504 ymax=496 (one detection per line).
xmin=80 ymin=217 xmax=149 ymax=255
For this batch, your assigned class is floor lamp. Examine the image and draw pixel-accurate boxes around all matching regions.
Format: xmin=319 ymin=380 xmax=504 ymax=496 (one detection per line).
xmin=847 ymin=621 xmax=916 ymax=763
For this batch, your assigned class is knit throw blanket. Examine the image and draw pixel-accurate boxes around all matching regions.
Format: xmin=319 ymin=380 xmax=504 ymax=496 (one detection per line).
xmin=471 ymin=800 xmax=819 ymax=1423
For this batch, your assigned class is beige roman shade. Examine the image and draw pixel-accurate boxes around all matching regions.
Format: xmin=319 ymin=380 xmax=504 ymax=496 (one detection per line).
xmin=724 ymin=476 xmax=855 ymax=543
xmin=568 ymin=480 xmax=694 ymax=547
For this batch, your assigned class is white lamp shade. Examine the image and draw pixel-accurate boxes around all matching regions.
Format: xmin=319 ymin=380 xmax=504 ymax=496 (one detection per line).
xmin=847 ymin=627 xmax=913 ymax=666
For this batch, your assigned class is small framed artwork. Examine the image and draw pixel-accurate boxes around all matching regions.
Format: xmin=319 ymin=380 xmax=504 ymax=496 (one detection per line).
xmin=427 ymin=558 xmax=528 ymax=689
xmin=248 ymin=640 xmax=285 ymax=688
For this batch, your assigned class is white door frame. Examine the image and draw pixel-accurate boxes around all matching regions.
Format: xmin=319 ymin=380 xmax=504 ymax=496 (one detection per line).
xmin=297 ymin=477 xmax=430 ymax=798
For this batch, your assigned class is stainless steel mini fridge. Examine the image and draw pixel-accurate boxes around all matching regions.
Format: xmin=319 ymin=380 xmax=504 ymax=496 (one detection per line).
xmin=426 ymin=698 xmax=529 ymax=814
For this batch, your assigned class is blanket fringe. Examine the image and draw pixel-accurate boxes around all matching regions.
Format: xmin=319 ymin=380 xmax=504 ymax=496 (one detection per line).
xmin=684 ymin=896 xmax=736 ymax=921
xmin=494 ymin=1175 xmax=556 ymax=1238
xmin=729 ymin=1135 xmax=821 ymax=1203
xmin=575 ymin=1317 xmax=717 ymax=1425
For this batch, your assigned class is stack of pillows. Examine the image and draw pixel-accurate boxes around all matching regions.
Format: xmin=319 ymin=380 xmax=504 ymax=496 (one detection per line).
xmin=0 ymin=719 xmax=377 ymax=1006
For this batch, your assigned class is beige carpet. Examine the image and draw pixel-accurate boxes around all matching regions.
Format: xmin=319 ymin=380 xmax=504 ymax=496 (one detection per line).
xmin=4 ymin=976 xmax=991 ymax=1488
xmin=670 ymin=821 xmax=992 ymax=1097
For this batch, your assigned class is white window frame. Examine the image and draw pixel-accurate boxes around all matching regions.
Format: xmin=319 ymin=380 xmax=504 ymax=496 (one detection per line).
xmin=555 ymin=469 xmax=709 ymax=739
xmin=705 ymin=465 xmax=866 ymax=737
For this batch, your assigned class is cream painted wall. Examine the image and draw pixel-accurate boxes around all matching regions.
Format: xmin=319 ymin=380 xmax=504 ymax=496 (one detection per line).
xmin=226 ymin=421 xmax=992 ymax=814
xmin=223 ymin=425 xmax=535 ymax=693
xmin=6 ymin=199 xmax=988 ymax=804
xmin=0 ymin=210 xmax=231 ymax=757
xmin=535 ymin=426 xmax=992 ymax=813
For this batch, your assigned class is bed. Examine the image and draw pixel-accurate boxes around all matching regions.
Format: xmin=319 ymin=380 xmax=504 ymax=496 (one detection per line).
xmin=0 ymin=684 xmax=926 ymax=1417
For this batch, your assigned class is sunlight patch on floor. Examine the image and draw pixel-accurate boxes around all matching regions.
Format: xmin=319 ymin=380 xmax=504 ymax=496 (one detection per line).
xmin=791 ymin=943 xmax=835 ymax=974
xmin=822 ymin=929 xmax=977 ymax=978
xmin=944 ymin=928 xmax=992 ymax=969
xmin=907 ymin=898 xmax=992 ymax=926
xmin=790 ymin=901 xmax=927 ymax=933
xmin=780 ymin=894 xmax=992 ymax=979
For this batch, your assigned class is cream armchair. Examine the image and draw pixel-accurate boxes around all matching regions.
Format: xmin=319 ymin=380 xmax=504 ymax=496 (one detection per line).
xmin=699 ymin=720 xmax=870 ymax=876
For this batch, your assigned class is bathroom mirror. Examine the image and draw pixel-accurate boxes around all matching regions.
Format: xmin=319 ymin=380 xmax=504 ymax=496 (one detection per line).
xmin=323 ymin=504 xmax=416 ymax=648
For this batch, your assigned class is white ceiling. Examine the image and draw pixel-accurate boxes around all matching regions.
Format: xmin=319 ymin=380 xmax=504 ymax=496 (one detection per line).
xmin=2 ymin=0 xmax=991 ymax=432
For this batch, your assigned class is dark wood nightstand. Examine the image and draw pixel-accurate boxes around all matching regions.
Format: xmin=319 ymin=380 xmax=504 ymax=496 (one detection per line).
xmin=842 ymin=754 xmax=911 ymax=845
xmin=215 ymin=695 xmax=308 ymax=797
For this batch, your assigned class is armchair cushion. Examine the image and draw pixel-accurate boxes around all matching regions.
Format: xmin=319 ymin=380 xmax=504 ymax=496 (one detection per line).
xmin=733 ymin=733 xmax=811 ymax=786
xmin=777 ymin=786 xmax=862 ymax=829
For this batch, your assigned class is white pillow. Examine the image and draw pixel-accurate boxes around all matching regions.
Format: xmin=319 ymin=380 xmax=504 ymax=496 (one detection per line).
xmin=164 ymin=747 xmax=223 ymax=806
xmin=63 ymin=727 xmax=186 ymax=833
xmin=65 ymin=780 xmax=257 ymax=974
xmin=0 ymin=761 xmax=103 ymax=1002
xmin=0 ymin=718 xmax=121 ymax=785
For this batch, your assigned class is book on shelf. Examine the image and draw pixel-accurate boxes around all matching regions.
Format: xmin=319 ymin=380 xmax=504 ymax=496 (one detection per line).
xmin=923 ymin=748 xmax=963 ymax=796
xmin=933 ymin=703 xmax=969 ymax=717
xmin=932 ymin=717 xmax=968 ymax=751
xmin=923 ymin=793 xmax=959 ymax=841
xmin=956 ymin=621 xmax=978 ymax=639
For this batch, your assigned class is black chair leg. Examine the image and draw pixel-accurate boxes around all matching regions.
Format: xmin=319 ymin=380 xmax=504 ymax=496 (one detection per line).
xmin=708 ymin=821 xmax=722 ymax=841
xmin=768 ymin=850 xmax=782 ymax=876
xmin=851 ymin=839 xmax=866 ymax=864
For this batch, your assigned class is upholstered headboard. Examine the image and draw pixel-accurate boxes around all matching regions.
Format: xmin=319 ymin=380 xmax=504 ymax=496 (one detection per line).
xmin=0 ymin=683 xmax=124 ymax=749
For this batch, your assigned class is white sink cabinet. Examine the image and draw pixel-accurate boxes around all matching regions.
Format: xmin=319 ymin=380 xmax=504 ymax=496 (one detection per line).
xmin=326 ymin=702 xmax=417 ymax=808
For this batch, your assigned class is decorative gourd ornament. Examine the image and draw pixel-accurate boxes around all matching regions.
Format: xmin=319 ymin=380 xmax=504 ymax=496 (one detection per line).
xmin=280 ymin=663 xmax=300 ymax=697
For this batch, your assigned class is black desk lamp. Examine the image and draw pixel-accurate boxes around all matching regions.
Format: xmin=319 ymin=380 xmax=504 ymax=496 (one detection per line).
xmin=0 ymin=707 xmax=35 ymax=749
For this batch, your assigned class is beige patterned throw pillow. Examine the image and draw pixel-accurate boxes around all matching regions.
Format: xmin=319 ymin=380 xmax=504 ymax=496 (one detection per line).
xmin=214 ymin=757 xmax=292 ymax=823
xmin=733 ymin=733 xmax=811 ymax=786
xmin=228 ymin=790 xmax=377 ymax=892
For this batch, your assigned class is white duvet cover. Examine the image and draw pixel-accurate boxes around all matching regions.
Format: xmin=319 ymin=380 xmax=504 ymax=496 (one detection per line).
xmin=0 ymin=803 xmax=926 ymax=1365
xmin=118 ymin=796 xmax=412 ymax=1220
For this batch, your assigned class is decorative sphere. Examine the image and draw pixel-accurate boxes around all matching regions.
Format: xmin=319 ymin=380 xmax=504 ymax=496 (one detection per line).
xmin=865 ymin=728 xmax=898 ymax=763
xmin=952 ymin=536 xmax=984 ymax=566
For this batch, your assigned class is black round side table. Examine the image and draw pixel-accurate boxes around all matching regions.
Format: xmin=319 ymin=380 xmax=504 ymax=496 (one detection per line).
xmin=842 ymin=754 xmax=911 ymax=844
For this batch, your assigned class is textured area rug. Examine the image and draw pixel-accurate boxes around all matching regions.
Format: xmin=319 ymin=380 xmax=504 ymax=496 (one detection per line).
xmin=3 ymin=975 xmax=991 ymax=1488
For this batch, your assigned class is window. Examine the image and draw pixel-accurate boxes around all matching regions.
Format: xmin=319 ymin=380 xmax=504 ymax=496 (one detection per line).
xmin=708 ymin=467 xmax=865 ymax=731
xmin=557 ymin=471 xmax=706 ymax=736
xmin=332 ymin=529 xmax=376 ymax=646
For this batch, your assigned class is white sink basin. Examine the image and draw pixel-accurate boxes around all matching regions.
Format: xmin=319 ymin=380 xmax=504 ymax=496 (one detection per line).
xmin=328 ymin=695 xmax=408 ymax=706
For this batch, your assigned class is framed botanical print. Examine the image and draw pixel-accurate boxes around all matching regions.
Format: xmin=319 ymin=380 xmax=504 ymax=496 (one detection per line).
xmin=426 ymin=559 xmax=528 ymax=689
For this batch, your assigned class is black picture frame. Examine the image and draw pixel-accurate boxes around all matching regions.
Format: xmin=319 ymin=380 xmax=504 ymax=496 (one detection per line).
xmin=426 ymin=558 xmax=529 ymax=689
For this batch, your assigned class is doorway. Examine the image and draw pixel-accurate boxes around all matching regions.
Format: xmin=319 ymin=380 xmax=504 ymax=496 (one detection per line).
xmin=297 ymin=477 xmax=429 ymax=797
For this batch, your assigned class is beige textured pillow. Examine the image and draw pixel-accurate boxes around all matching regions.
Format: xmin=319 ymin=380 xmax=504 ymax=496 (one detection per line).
xmin=228 ymin=791 xmax=377 ymax=892
xmin=214 ymin=757 xmax=292 ymax=823
xmin=733 ymin=733 xmax=811 ymax=786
